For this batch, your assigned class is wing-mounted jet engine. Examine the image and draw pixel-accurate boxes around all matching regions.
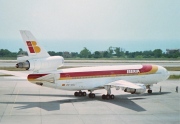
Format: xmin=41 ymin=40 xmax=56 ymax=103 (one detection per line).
xmin=123 ymin=84 xmax=146 ymax=94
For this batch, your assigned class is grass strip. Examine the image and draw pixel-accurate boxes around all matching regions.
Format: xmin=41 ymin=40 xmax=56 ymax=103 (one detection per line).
xmin=164 ymin=67 xmax=180 ymax=71
xmin=168 ymin=75 xmax=180 ymax=79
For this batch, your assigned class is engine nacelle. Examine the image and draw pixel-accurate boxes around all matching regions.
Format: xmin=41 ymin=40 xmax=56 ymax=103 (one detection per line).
xmin=16 ymin=56 xmax=64 ymax=72
xmin=124 ymin=84 xmax=146 ymax=94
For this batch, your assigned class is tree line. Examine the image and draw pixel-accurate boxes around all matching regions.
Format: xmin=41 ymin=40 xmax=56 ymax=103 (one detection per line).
xmin=0 ymin=47 xmax=179 ymax=59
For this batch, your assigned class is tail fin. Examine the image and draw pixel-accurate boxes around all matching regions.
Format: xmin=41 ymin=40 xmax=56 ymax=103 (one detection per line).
xmin=20 ymin=30 xmax=50 ymax=59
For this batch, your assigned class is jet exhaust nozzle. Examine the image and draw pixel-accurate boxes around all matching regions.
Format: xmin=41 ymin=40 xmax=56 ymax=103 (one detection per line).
xmin=16 ymin=61 xmax=30 ymax=70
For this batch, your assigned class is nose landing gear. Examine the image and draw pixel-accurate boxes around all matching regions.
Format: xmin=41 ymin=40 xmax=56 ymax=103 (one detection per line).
xmin=148 ymin=90 xmax=152 ymax=93
xmin=147 ymin=85 xmax=152 ymax=94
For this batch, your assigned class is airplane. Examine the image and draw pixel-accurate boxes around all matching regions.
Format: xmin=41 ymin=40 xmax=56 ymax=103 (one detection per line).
xmin=1 ymin=30 xmax=170 ymax=100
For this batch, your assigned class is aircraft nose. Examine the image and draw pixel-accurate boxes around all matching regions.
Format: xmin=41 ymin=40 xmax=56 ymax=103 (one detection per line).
xmin=158 ymin=65 xmax=170 ymax=80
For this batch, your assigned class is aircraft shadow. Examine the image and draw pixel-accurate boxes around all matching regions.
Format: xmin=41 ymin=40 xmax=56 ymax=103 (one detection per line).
xmin=2 ymin=92 xmax=171 ymax=112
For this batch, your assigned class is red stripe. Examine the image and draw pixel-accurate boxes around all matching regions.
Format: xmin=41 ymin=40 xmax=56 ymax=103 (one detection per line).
xmin=26 ymin=41 xmax=35 ymax=53
xmin=28 ymin=47 xmax=35 ymax=53
xmin=26 ymin=41 xmax=32 ymax=46
xmin=27 ymin=65 xmax=153 ymax=80
xmin=139 ymin=65 xmax=152 ymax=73
xmin=60 ymin=65 xmax=153 ymax=78
xmin=61 ymin=70 xmax=127 ymax=78
xmin=28 ymin=74 xmax=48 ymax=80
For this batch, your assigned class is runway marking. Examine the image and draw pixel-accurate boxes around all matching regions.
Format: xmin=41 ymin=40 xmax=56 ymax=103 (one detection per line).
xmin=9 ymin=89 xmax=19 ymax=115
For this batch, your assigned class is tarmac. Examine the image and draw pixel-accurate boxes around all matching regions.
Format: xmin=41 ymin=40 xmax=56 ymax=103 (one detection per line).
xmin=0 ymin=78 xmax=179 ymax=124
xmin=0 ymin=60 xmax=180 ymax=124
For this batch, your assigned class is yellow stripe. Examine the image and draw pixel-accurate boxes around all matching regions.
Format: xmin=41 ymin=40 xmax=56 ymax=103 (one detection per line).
xmin=139 ymin=65 xmax=158 ymax=75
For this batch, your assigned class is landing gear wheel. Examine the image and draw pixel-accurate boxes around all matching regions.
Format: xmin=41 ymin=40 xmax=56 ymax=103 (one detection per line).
xmin=82 ymin=92 xmax=86 ymax=96
xmin=102 ymin=94 xmax=106 ymax=99
xmin=89 ymin=93 xmax=95 ymax=98
xmin=102 ymin=94 xmax=115 ymax=100
xmin=92 ymin=94 xmax=95 ymax=98
xmin=148 ymin=90 xmax=152 ymax=94
xmin=74 ymin=92 xmax=78 ymax=96
xmin=79 ymin=92 xmax=82 ymax=96
xmin=74 ymin=91 xmax=86 ymax=97
xmin=110 ymin=95 xmax=114 ymax=99
xmin=106 ymin=95 xmax=110 ymax=100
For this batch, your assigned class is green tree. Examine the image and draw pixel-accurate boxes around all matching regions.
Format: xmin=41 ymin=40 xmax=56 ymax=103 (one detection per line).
xmin=71 ymin=52 xmax=78 ymax=58
xmin=0 ymin=49 xmax=11 ymax=57
xmin=17 ymin=48 xmax=23 ymax=54
xmin=114 ymin=47 xmax=120 ymax=57
xmin=80 ymin=47 xmax=91 ymax=58
xmin=172 ymin=51 xmax=179 ymax=58
xmin=143 ymin=50 xmax=153 ymax=58
xmin=93 ymin=51 xmax=101 ymax=58
xmin=153 ymin=49 xmax=162 ymax=58
xmin=103 ymin=51 xmax=110 ymax=58
xmin=108 ymin=47 xmax=113 ymax=58
xmin=56 ymin=52 xmax=63 ymax=56
xmin=48 ymin=51 xmax=56 ymax=56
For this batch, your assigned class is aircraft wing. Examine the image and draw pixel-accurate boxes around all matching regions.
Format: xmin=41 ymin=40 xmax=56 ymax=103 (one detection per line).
xmin=30 ymin=73 xmax=57 ymax=82
xmin=106 ymin=80 xmax=144 ymax=89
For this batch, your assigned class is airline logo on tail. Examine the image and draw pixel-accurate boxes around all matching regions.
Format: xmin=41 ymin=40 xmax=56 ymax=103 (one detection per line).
xmin=26 ymin=41 xmax=41 ymax=53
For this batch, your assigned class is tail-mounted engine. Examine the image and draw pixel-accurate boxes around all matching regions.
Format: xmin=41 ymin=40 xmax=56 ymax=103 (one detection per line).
xmin=16 ymin=56 xmax=64 ymax=72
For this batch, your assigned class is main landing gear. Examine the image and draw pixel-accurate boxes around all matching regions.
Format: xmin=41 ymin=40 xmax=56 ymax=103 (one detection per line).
xmin=74 ymin=90 xmax=95 ymax=98
xmin=89 ymin=93 xmax=95 ymax=98
xmin=74 ymin=87 xmax=115 ymax=100
xmin=102 ymin=94 xmax=114 ymax=100
xmin=102 ymin=85 xmax=115 ymax=100
xmin=88 ymin=90 xmax=95 ymax=98
xmin=74 ymin=91 xmax=87 ymax=97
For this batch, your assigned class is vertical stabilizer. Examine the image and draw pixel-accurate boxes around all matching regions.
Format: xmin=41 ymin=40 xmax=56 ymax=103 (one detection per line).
xmin=20 ymin=30 xmax=50 ymax=59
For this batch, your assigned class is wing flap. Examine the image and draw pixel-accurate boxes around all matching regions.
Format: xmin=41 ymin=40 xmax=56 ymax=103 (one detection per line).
xmin=27 ymin=73 xmax=59 ymax=83
xmin=107 ymin=80 xmax=143 ymax=89
xmin=36 ymin=74 xmax=55 ymax=81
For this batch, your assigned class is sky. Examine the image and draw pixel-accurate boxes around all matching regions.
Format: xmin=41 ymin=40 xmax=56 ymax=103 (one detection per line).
xmin=0 ymin=0 xmax=180 ymax=52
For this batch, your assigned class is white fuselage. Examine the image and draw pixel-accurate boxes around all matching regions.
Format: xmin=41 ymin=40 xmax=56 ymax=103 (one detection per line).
xmin=29 ymin=64 xmax=169 ymax=91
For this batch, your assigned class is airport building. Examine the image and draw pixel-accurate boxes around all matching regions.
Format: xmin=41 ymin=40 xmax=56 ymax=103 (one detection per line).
xmin=166 ymin=49 xmax=180 ymax=54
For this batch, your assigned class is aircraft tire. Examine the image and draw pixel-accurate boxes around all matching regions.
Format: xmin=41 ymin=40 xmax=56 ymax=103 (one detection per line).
xmin=89 ymin=93 xmax=95 ymax=98
xmin=110 ymin=95 xmax=114 ymax=99
xmin=82 ymin=92 xmax=86 ymax=96
xmin=148 ymin=90 xmax=152 ymax=94
xmin=74 ymin=92 xmax=78 ymax=96
xmin=88 ymin=93 xmax=91 ymax=98
xmin=92 ymin=93 xmax=95 ymax=98
xmin=106 ymin=95 xmax=110 ymax=100
xmin=79 ymin=92 xmax=82 ymax=96
xmin=102 ymin=94 xmax=106 ymax=99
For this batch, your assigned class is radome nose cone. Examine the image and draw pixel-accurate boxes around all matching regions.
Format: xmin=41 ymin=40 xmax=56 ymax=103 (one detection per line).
xmin=157 ymin=65 xmax=170 ymax=81
xmin=166 ymin=70 xmax=170 ymax=80
xmin=162 ymin=66 xmax=170 ymax=80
